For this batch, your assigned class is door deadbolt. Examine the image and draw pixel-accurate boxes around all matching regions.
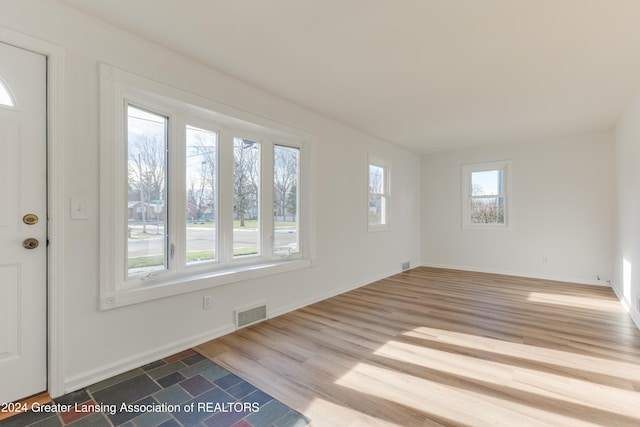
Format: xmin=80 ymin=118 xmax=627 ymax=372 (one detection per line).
xmin=22 ymin=238 xmax=39 ymax=250
xmin=23 ymin=214 xmax=39 ymax=225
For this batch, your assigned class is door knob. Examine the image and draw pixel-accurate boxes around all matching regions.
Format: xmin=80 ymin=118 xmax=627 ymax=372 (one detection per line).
xmin=22 ymin=238 xmax=39 ymax=250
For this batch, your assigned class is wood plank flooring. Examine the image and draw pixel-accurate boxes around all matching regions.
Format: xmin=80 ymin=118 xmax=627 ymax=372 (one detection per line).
xmin=196 ymin=267 xmax=640 ymax=426
xmin=0 ymin=392 xmax=51 ymax=421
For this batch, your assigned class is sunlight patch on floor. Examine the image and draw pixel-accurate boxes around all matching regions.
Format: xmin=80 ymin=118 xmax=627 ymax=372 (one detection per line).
xmin=333 ymin=361 xmax=615 ymax=427
xmin=527 ymin=292 xmax=623 ymax=312
xmin=334 ymin=362 xmax=488 ymax=426
xmin=403 ymin=326 xmax=640 ymax=383
xmin=373 ymin=339 xmax=640 ymax=419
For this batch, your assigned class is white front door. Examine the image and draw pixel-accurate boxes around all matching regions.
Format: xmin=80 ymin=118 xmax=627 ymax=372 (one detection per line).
xmin=0 ymin=42 xmax=47 ymax=403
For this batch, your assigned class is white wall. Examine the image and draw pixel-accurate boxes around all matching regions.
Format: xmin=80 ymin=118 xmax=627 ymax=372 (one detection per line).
xmin=0 ymin=1 xmax=421 ymax=394
xmin=421 ymin=132 xmax=615 ymax=285
xmin=614 ymin=88 xmax=640 ymax=327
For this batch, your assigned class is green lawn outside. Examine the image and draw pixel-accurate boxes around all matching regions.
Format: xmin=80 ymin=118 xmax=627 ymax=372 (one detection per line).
xmin=128 ymin=220 xmax=296 ymax=233
xmin=128 ymin=248 xmax=260 ymax=269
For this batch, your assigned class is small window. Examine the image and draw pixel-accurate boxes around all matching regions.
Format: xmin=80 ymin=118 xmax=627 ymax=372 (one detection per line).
xmin=368 ymin=154 xmax=391 ymax=230
xmin=0 ymin=78 xmax=15 ymax=107
xmin=462 ymin=161 xmax=510 ymax=228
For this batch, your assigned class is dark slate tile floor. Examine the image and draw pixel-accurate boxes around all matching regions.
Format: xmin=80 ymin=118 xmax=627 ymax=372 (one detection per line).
xmin=1 ymin=349 xmax=309 ymax=427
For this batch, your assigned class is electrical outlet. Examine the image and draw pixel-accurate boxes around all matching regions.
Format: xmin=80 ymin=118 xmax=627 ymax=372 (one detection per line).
xmin=203 ymin=295 xmax=212 ymax=310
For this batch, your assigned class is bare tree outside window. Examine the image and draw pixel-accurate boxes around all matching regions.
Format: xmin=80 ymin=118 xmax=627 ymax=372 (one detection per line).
xmin=368 ymin=157 xmax=390 ymax=229
xmin=274 ymin=145 xmax=300 ymax=255
xmin=186 ymin=126 xmax=217 ymax=264
xmin=462 ymin=162 xmax=509 ymax=228
xmin=233 ymin=138 xmax=260 ymax=256
xmin=127 ymin=105 xmax=167 ymax=275
xmin=470 ymin=170 xmax=505 ymax=224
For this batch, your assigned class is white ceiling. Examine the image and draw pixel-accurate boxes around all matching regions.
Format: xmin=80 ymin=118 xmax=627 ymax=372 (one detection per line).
xmin=61 ymin=0 xmax=640 ymax=153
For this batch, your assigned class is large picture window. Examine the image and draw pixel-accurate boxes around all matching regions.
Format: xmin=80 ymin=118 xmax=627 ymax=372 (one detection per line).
xmin=100 ymin=65 xmax=310 ymax=309
xmin=462 ymin=161 xmax=510 ymax=228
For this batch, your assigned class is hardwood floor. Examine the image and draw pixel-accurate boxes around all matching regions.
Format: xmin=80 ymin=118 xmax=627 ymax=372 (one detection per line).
xmin=196 ymin=267 xmax=640 ymax=426
xmin=0 ymin=392 xmax=51 ymax=421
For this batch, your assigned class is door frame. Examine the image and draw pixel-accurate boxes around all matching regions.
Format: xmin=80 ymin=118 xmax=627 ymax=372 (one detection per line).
xmin=0 ymin=26 xmax=66 ymax=398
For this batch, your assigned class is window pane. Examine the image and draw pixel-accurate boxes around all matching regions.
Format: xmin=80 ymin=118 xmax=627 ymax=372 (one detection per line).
xmin=186 ymin=126 xmax=217 ymax=264
xmin=0 ymin=79 xmax=15 ymax=107
xmin=274 ymin=145 xmax=300 ymax=255
xmin=369 ymin=194 xmax=387 ymax=225
xmin=369 ymin=164 xmax=384 ymax=194
xmin=470 ymin=197 xmax=504 ymax=224
xmin=233 ymin=138 xmax=260 ymax=257
xmin=127 ymin=105 xmax=168 ymax=276
xmin=471 ymin=170 xmax=503 ymax=196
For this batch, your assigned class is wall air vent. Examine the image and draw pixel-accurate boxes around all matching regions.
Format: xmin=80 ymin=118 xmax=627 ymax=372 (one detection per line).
xmin=235 ymin=303 xmax=267 ymax=329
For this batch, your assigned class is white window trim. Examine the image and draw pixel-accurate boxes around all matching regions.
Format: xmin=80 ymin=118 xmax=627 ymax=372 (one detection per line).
xmin=368 ymin=153 xmax=391 ymax=231
xmin=99 ymin=64 xmax=312 ymax=310
xmin=461 ymin=160 xmax=511 ymax=229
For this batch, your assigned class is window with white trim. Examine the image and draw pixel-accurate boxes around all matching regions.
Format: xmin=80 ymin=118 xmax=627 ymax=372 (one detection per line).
xmin=462 ymin=161 xmax=510 ymax=228
xmin=100 ymin=65 xmax=310 ymax=309
xmin=368 ymin=154 xmax=391 ymax=230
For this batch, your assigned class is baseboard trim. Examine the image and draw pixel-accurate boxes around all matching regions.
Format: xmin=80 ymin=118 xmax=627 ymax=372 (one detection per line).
xmin=63 ymin=268 xmax=402 ymax=395
xmin=62 ymin=323 xmax=235 ymax=395
xmin=629 ymin=307 xmax=640 ymax=331
xmin=610 ymin=285 xmax=640 ymax=331
xmin=423 ymin=262 xmax=640 ymax=332
xmin=62 ymin=264 xmax=639 ymax=394
xmin=421 ymin=262 xmax=605 ymax=287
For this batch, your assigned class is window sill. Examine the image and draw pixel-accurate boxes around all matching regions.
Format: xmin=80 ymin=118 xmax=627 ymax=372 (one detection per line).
xmin=462 ymin=223 xmax=510 ymax=230
xmin=368 ymin=224 xmax=392 ymax=232
xmin=99 ymin=258 xmax=312 ymax=310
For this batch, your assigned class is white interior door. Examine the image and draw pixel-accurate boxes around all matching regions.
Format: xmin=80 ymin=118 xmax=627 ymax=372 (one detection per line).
xmin=0 ymin=42 xmax=47 ymax=403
